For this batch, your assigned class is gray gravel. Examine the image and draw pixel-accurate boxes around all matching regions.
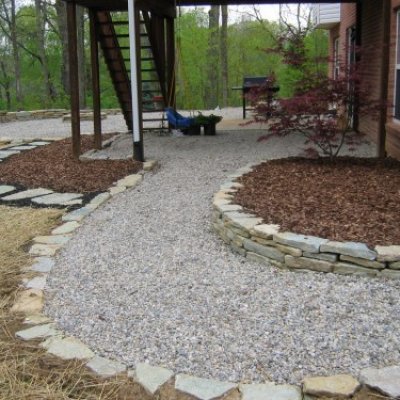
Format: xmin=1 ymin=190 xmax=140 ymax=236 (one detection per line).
xmin=0 ymin=115 xmax=127 ymax=141
xmin=45 ymin=130 xmax=400 ymax=385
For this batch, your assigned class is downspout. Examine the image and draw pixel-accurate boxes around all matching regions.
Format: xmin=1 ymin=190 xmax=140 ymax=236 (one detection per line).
xmin=378 ymin=0 xmax=391 ymax=158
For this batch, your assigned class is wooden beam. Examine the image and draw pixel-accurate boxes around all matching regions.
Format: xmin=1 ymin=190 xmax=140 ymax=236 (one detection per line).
xmin=67 ymin=1 xmax=81 ymax=158
xmin=89 ymin=10 xmax=102 ymax=150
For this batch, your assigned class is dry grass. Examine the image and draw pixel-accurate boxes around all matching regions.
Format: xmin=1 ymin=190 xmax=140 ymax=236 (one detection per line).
xmin=0 ymin=205 xmax=148 ymax=400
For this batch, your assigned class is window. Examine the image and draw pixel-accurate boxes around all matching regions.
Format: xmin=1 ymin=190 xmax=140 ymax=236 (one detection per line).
xmin=395 ymin=11 xmax=400 ymax=119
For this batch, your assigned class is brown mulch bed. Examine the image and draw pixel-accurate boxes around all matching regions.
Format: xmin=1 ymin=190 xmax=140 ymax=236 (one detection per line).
xmin=0 ymin=136 xmax=142 ymax=193
xmin=234 ymin=157 xmax=400 ymax=246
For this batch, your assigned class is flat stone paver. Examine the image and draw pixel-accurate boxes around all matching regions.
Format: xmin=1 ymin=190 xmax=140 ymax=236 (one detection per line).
xmin=9 ymin=145 xmax=37 ymax=150
xmin=0 ymin=150 xmax=20 ymax=158
xmin=175 ymin=374 xmax=236 ymax=400
xmin=0 ymin=185 xmax=16 ymax=196
xmin=30 ymin=257 xmax=55 ymax=273
xmin=32 ymin=192 xmax=83 ymax=206
xmin=239 ymin=383 xmax=302 ymax=400
xmin=132 ymin=363 xmax=174 ymax=395
xmin=16 ymin=323 xmax=59 ymax=341
xmin=42 ymin=336 xmax=95 ymax=360
xmin=359 ymin=366 xmax=400 ymax=398
xmin=320 ymin=241 xmax=377 ymax=261
xmin=25 ymin=275 xmax=47 ymax=290
xmin=86 ymin=356 xmax=126 ymax=377
xmin=303 ymin=375 xmax=360 ymax=398
xmin=33 ymin=235 xmax=71 ymax=246
xmin=29 ymin=141 xmax=51 ymax=146
xmin=29 ymin=244 xmax=61 ymax=257
xmin=2 ymin=188 xmax=53 ymax=201
xmin=11 ymin=289 xmax=44 ymax=314
xmin=274 ymin=232 xmax=328 ymax=253
xmin=62 ymin=207 xmax=93 ymax=222
xmin=51 ymin=221 xmax=80 ymax=235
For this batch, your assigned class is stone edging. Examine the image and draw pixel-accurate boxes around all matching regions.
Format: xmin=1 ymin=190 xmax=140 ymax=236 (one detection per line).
xmin=9 ymin=158 xmax=400 ymax=400
xmin=212 ymin=163 xmax=400 ymax=280
xmin=0 ymin=108 xmax=121 ymax=123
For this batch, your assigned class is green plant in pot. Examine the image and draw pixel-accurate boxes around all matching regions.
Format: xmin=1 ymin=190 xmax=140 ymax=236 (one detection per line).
xmin=194 ymin=113 xmax=223 ymax=135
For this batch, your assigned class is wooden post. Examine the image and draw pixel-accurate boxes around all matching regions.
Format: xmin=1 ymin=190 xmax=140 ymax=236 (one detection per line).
xmin=353 ymin=0 xmax=362 ymax=133
xmin=166 ymin=16 xmax=176 ymax=108
xmin=377 ymin=0 xmax=391 ymax=158
xmin=89 ymin=9 xmax=102 ymax=150
xmin=67 ymin=1 xmax=81 ymax=158
xmin=128 ymin=0 xmax=144 ymax=161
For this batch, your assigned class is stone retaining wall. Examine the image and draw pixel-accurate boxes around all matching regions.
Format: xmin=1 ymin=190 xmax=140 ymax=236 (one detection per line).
xmin=0 ymin=108 xmax=122 ymax=123
xmin=212 ymin=163 xmax=400 ymax=279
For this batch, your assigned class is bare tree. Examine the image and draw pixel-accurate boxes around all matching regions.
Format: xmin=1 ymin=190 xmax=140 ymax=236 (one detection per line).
xmin=220 ymin=5 xmax=228 ymax=107
xmin=35 ymin=0 xmax=56 ymax=103
xmin=54 ymin=0 xmax=69 ymax=94
xmin=206 ymin=5 xmax=220 ymax=109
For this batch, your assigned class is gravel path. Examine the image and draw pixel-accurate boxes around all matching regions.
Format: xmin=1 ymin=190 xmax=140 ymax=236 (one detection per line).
xmin=45 ymin=130 xmax=400 ymax=385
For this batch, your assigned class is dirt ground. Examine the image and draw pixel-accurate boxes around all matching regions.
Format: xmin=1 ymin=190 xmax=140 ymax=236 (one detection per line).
xmin=235 ymin=157 xmax=400 ymax=247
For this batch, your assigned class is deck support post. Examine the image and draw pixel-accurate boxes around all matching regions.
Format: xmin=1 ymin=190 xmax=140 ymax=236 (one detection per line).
xmin=89 ymin=9 xmax=102 ymax=150
xmin=67 ymin=1 xmax=81 ymax=158
xmin=128 ymin=0 xmax=144 ymax=162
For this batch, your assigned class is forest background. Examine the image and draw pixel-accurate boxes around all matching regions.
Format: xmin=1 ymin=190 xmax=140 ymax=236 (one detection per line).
xmin=0 ymin=1 xmax=328 ymax=112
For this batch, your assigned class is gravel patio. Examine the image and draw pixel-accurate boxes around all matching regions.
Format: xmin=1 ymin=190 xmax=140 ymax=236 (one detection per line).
xmin=36 ymin=126 xmax=400 ymax=385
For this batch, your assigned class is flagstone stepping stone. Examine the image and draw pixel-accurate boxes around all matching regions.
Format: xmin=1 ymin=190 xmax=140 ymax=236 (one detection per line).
xmin=0 ymin=150 xmax=20 ymax=159
xmin=86 ymin=356 xmax=126 ymax=378
xmin=51 ymin=221 xmax=80 ymax=235
xmin=41 ymin=336 xmax=95 ymax=360
xmin=359 ymin=366 xmax=400 ymax=398
xmin=29 ymin=141 xmax=51 ymax=146
xmin=24 ymin=275 xmax=47 ymax=290
xmin=0 ymin=185 xmax=16 ymax=196
xmin=32 ymin=192 xmax=83 ymax=206
xmin=8 ymin=145 xmax=37 ymax=151
xmin=109 ymin=186 xmax=126 ymax=196
xmin=62 ymin=207 xmax=93 ymax=222
xmin=131 ymin=363 xmax=174 ymax=395
xmin=33 ymin=235 xmax=71 ymax=245
xmin=16 ymin=323 xmax=59 ymax=341
xmin=239 ymin=383 xmax=302 ymax=400
xmin=175 ymin=374 xmax=237 ymax=400
xmin=89 ymin=192 xmax=111 ymax=208
xmin=303 ymin=374 xmax=360 ymax=398
xmin=30 ymin=257 xmax=55 ymax=273
xmin=24 ymin=314 xmax=52 ymax=325
xmin=2 ymin=188 xmax=53 ymax=201
xmin=11 ymin=289 xmax=44 ymax=314
xmin=29 ymin=243 xmax=61 ymax=257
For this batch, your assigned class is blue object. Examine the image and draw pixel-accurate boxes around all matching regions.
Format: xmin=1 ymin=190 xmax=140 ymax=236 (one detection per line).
xmin=165 ymin=107 xmax=195 ymax=129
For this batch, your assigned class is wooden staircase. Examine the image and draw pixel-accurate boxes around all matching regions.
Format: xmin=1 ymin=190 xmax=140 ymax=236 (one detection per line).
xmin=94 ymin=10 xmax=166 ymax=131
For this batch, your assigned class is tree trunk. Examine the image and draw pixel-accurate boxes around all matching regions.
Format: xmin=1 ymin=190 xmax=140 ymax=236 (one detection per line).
xmin=76 ymin=5 xmax=86 ymax=109
xmin=55 ymin=0 xmax=69 ymax=94
xmin=0 ymin=60 xmax=11 ymax=109
xmin=10 ymin=0 xmax=22 ymax=107
xmin=206 ymin=5 xmax=220 ymax=109
xmin=220 ymin=5 xmax=228 ymax=108
xmin=35 ymin=0 xmax=56 ymax=103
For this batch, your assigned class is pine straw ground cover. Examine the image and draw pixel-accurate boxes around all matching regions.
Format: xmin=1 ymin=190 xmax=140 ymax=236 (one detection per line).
xmin=0 ymin=206 xmax=150 ymax=399
xmin=0 ymin=136 xmax=142 ymax=193
xmin=235 ymin=157 xmax=400 ymax=247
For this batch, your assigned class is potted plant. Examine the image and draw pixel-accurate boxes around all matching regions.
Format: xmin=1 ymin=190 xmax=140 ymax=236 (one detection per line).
xmin=194 ymin=113 xmax=223 ymax=135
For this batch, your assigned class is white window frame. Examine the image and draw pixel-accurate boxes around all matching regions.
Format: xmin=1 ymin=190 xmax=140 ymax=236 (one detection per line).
xmin=333 ymin=37 xmax=340 ymax=80
xmin=394 ymin=10 xmax=400 ymax=120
